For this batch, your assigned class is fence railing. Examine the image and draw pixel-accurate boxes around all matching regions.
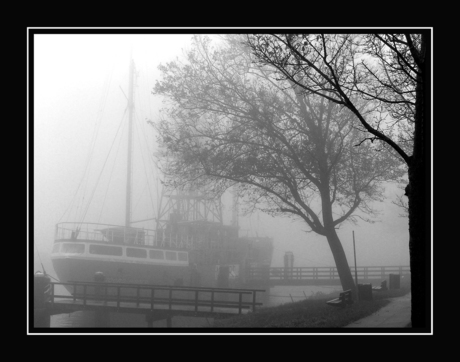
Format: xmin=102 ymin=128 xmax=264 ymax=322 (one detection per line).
xmin=247 ymin=266 xmax=410 ymax=281
xmin=48 ymin=281 xmax=265 ymax=314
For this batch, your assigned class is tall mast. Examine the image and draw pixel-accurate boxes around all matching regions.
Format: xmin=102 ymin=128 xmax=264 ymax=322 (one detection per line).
xmin=125 ymin=59 xmax=135 ymax=228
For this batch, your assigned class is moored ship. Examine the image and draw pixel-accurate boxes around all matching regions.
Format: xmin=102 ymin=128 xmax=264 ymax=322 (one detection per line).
xmin=50 ymin=58 xmax=273 ymax=294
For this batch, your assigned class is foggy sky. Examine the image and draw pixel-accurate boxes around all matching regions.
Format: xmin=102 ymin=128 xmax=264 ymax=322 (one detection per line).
xmin=32 ymin=34 xmax=410 ymax=277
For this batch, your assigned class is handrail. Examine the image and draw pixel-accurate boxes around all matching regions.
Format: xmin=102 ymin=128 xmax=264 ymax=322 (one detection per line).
xmin=247 ymin=266 xmax=410 ymax=281
xmin=67 ymin=280 xmax=266 ymax=292
xmin=48 ymin=281 xmax=264 ymax=314
xmin=54 ymin=222 xmax=198 ymax=250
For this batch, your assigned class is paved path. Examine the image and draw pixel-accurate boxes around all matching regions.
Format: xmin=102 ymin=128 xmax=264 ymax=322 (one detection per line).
xmin=344 ymin=293 xmax=411 ymax=328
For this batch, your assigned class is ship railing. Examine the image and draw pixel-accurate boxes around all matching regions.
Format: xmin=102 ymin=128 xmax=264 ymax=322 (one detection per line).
xmin=55 ymin=225 xmax=105 ymax=243
xmin=55 ymin=222 xmax=198 ymax=250
xmin=151 ymin=231 xmax=195 ymax=249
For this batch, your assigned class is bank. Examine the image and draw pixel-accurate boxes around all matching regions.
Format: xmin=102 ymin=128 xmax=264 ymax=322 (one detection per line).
xmin=209 ymin=284 xmax=411 ymax=328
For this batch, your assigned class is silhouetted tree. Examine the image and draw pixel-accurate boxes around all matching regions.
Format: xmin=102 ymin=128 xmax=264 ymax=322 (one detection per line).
xmin=152 ymin=35 xmax=404 ymax=297
xmin=246 ymin=33 xmax=429 ymax=327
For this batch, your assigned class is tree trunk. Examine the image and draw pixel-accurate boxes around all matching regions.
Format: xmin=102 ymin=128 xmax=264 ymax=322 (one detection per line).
xmin=407 ymin=33 xmax=429 ymax=328
xmin=319 ymin=180 xmax=357 ymax=298
xmin=325 ymin=227 xmax=357 ymax=298
xmin=407 ymin=163 xmax=427 ymax=328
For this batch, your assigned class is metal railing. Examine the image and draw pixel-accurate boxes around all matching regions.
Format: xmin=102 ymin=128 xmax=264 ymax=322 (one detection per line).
xmin=247 ymin=266 xmax=410 ymax=281
xmin=55 ymin=222 xmax=197 ymax=250
xmin=48 ymin=281 xmax=265 ymax=314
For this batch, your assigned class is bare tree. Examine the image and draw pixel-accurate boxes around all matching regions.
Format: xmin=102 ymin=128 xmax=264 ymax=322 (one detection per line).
xmin=246 ymin=33 xmax=428 ymax=327
xmin=152 ymin=35 xmax=405 ymax=298
xmin=393 ymin=184 xmax=410 ymax=217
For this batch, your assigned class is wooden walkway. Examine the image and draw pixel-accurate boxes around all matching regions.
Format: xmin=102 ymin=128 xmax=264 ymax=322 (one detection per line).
xmin=35 ymin=280 xmax=265 ymax=327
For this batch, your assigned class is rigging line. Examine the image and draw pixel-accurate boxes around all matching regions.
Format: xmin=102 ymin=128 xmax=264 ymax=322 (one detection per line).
xmin=79 ymin=70 xmax=114 ymax=202
xmin=133 ymin=113 xmax=157 ymax=222
xmin=34 ymin=240 xmax=46 ymax=273
xmin=134 ymin=89 xmax=158 ymax=221
xmin=59 ymin=73 xmax=112 ymax=224
xmin=143 ymin=63 xmax=154 ymax=119
xmin=79 ymin=75 xmax=112 ymax=205
xmin=75 ymin=115 xmax=103 ymax=223
xmin=97 ymin=116 xmax=126 ymax=224
xmin=137 ymin=63 xmax=150 ymax=120
xmin=144 ymin=131 xmax=160 ymax=223
xmin=133 ymin=183 xmax=148 ymax=213
xmin=33 ymin=241 xmax=60 ymax=281
xmin=57 ymin=111 xmax=100 ymax=223
xmin=78 ymin=108 xmax=128 ymax=227
xmin=75 ymin=111 xmax=103 ymax=221
xmin=80 ymin=111 xmax=126 ymax=226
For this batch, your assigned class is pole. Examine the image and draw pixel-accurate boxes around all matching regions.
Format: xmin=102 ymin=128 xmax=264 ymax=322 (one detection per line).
xmin=231 ymin=185 xmax=239 ymax=228
xmin=353 ymin=231 xmax=359 ymax=301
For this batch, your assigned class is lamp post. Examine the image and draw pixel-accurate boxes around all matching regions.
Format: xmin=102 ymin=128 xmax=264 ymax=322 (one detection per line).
xmin=353 ymin=231 xmax=359 ymax=301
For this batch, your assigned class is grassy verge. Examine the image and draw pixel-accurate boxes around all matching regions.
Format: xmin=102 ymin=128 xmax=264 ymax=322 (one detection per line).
xmin=210 ymin=286 xmax=411 ymax=328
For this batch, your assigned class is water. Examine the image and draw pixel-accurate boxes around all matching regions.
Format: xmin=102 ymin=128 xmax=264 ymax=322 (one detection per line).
xmin=50 ymin=284 xmax=342 ymax=328
xmin=263 ymin=285 xmax=342 ymax=308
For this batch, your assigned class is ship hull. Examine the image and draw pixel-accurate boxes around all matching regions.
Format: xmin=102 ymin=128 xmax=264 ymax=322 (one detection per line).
xmin=51 ymin=256 xmax=190 ymax=287
xmin=50 ymin=237 xmax=193 ymax=296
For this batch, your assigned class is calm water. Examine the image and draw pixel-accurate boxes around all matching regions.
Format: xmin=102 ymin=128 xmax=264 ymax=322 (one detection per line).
xmin=50 ymin=284 xmax=342 ymax=328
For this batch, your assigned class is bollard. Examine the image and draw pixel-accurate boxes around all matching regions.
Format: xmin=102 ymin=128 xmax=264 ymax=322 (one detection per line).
xmin=95 ymin=309 xmax=110 ymax=327
xmin=146 ymin=314 xmax=153 ymax=327
xmin=94 ymin=271 xmax=106 ymax=298
xmin=34 ymin=272 xmax=51 ymax=327
xmin=358 ymin=283 xmax=373 ymax=301
xmin=389 ymin=274 xmax=401 ymax=289
xmin=284 ymin=251 xmax=294 ymax=280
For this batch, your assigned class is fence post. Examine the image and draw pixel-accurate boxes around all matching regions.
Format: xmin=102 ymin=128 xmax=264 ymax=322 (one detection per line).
xmin=166 ymin=316 xmax=172 ymax=328
xmin=94 ymin=271 xmax=105 ymax=302
xmin=151 ymin=289 xmax=155 ymax=310
xmin=146 ymin=313 xmax=153 ymax=328
xmin=211 ymin=291 xmax=215 ymax=312
xmin=51 ymin=282 xmax=55 ymax=308
xmin=238 ymin=293 xmax=243 ymax=314
xmin=34 ymin=272 xmax=51 ymax=328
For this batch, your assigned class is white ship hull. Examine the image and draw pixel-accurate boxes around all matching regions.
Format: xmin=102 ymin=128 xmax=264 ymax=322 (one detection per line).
xmin=51 ymin=236 xmax=193 ymax=295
